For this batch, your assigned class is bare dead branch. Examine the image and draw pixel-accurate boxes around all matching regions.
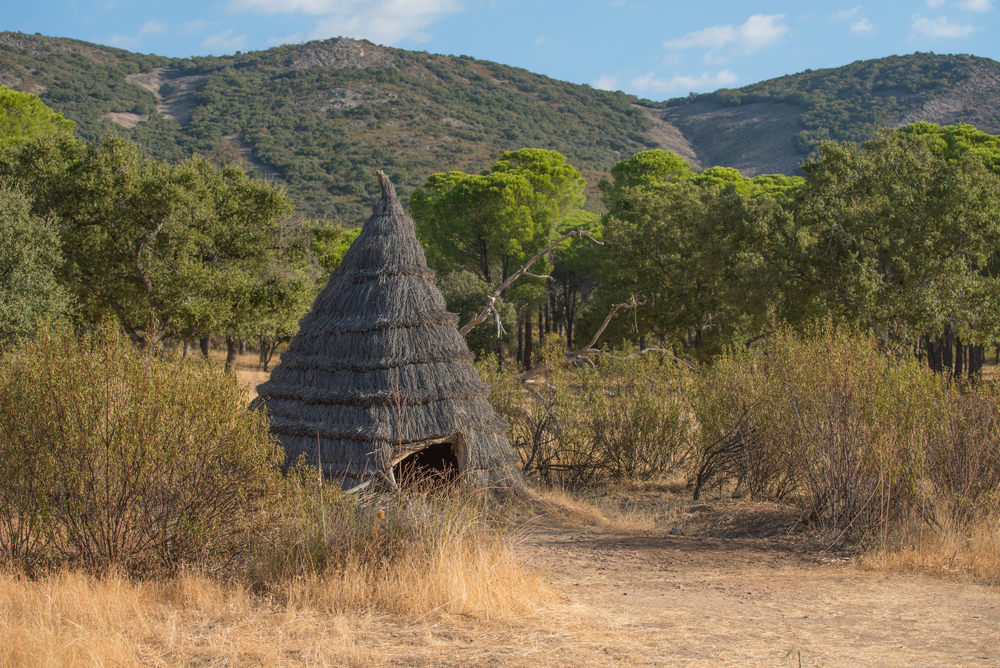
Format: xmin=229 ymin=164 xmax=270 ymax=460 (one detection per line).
xmin=560 ymin=294 xmax=647 ymax=363
xmin=595 ymin=347 xmax=698 ymax=371
xmin=459 ymin=226 xmax=603 ymax=337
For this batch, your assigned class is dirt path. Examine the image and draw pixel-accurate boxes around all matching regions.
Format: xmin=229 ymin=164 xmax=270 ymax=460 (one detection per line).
xmin=512 ymin=518 xmax=999 ymax=667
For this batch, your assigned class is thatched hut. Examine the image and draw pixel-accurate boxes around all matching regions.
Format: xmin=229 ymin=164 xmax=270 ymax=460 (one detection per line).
xmin=256 ymin=171 xmax=522 ymax=491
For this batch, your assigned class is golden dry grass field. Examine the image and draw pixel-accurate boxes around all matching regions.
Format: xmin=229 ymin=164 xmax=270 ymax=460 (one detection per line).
xmin=3 ymin=482 xmax=999 ymax=667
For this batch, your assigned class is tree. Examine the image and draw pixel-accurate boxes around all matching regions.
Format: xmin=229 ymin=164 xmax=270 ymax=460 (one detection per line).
xmin=790 ymin=131 xmax=1000 ymax=348
xmin=412 ymin=149 xmax=587 ymax=364
xmin=412 ymin=170 xmax=538 ymax=286
xmin=0 ymin=135 xmax=298 ymax=352
xmin=550 ymin=209 xmax=601 ymax=348
xmin=589 ymin=152 xmax=800 ymax=355
xmin=0 ymin=87 xmax=75 ymax=148
xmin=0 ymin=183 xmax=67 ymax=348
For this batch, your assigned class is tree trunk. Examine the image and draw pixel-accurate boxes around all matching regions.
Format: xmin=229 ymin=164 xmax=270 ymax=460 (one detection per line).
xmin=969 ymin=345 xmax=984 ymax=379
xmin=954 ymin=336 xmax=964 ymax=379
xmin=225 ymin=336 xmax=238 ymax=374
xmin=200 ymin=336 xmax=210 ymax=358
xmin=538 ymin=308 xmax=544 ymax=352
xmin=238 ymin=339 xmax=247 ymax=355
xmin=516 ymin=313 xmax=523 ymax=365
xmin=182 ymin=339 xmax=192 ymax=359
xmin=942 ymin=325 xmax=953 ymax=375
xmin=259 ymin=334 xmax=278 ymax=371
xmin=524 ymin=308 xmax=534 ymax=372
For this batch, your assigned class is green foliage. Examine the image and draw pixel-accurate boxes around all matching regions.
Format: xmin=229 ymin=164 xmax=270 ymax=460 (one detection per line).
xmin=897 ymin=121 xmax=1000 ymax=176
xmin=0 ymin=86 xmax=74 ymax=147
xmin=790 ymin=130 xmax=1000 ymax=342
xmin=413 ymin=150 xmax=586 ymax=314
xmin=0 ymin=322 xmax=282 ymax=573
xmin=0 ymin=183 xmax=67 ymax=347
xmin=310 ymin=222 xmax=361 ymax=274
xmin=437 ymin=270 xmax=515 ymax=358
xmin=0 ymin=135 xmax=301 ymax=346
xmin=587 ymin=125 xmax=1000 ymax=355
xmin=550 ymin=209 xmax=602 ymax=348
xmin=587 ymin=150 xmax=800 ymax=355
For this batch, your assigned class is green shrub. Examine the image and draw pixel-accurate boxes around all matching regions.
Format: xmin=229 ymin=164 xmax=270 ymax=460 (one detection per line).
xmin=0 ymin=323 xmax=282 ymax=574
xmin=0 ymin=183 xmax=67 ymax=348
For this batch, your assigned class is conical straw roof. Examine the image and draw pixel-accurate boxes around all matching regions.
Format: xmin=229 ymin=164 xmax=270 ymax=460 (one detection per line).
xmin=256 ymin=171 xmax=521 ymax=489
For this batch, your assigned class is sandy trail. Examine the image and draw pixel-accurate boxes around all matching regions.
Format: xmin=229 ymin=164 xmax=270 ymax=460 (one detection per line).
xmin=512 ymin=518 xmax=999 ymax=667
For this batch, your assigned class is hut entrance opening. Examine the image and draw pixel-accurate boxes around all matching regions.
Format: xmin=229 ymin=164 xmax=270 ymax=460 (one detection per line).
xmin=393 ymin=441 xmax=461 ymax=487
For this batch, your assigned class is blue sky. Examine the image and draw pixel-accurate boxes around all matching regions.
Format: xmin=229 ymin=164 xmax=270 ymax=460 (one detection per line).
xmin=7 ymin=1 xmax=1000 ymax=100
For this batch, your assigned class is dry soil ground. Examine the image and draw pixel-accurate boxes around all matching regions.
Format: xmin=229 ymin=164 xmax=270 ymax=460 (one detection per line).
xmin=324 ymin=487 xmax=1000 ymax=667
xmin=514 ymin=500 xmax=1000 ymax=667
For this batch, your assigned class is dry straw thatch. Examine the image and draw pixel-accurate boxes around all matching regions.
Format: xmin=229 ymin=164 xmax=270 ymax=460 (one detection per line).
xmin=256 ymin=171 xmax=522 ymax=491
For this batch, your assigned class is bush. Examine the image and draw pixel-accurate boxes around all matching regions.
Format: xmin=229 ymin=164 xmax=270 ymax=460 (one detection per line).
xmin=695 ymin=325 xmax=1000 ymax=544
xmin=0 ymin=183 xmax=67 ymax=348
xmin=0 ymin=323 xmax=282 ymax=574
xmin=482 ymin=350 xmax=695 ymax=484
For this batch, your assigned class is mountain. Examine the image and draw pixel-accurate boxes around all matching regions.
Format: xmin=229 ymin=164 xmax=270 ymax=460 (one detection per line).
xmin=658 ymin=52 xmax=1000 ymax=176
xmin=3 ymin=33 xmax=1000 ymax=220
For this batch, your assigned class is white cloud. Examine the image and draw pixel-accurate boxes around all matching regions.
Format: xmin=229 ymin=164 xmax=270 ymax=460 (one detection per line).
xmin=664 ymin=14 xmax=787 ymax=63
xmin=958 ymin=0 xmax=993 ymax=11
xmin=630 ymin=69 xmax=738 ymax=94
xmin=925 ymin=0 xmax=946 ymax=7
xmin=830 ymin=6 xmax=861 ymax=21
xmin=228 ymin=0 xmax=464 ymax=45
xmin=107 ymin=34 xmax=140 ymax=49
xmin=140 ymin=20 xmax=167 ymax=35
xmin=184 ymin=20 xmax=210 ymax=33
xmin=851 ymin=18 xmax=875 ymax=32
xmin=592 ymin=74 xmax=620 ymax=91
xmin=911 ymin=15 xmax=977 ymax=37
xmin=202 ymin=28 xmax=247 ymax=51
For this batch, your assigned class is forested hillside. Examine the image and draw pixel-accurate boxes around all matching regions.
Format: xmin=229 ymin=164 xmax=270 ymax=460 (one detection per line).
xmin=3 ymin=32 xmax=1000 ymax=219
xmin=0 ymin=32 xmax=654 ymax=221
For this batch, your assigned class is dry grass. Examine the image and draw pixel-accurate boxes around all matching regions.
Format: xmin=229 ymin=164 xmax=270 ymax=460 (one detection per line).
xmin=531 ymin=478 xmax=694 ymax=533
xmin=0 ymin=507 xmax=553 ymax=667
xmin=0 ymin=570 xmax=372 ymax=666
xmin=862 ymin=512 xmax=1000 ymax=585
